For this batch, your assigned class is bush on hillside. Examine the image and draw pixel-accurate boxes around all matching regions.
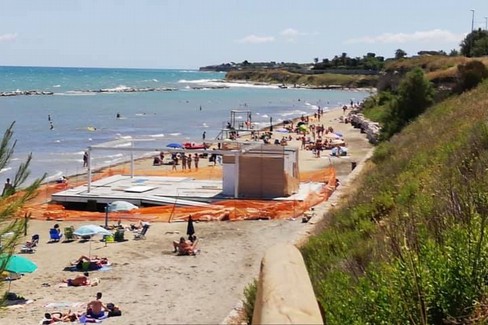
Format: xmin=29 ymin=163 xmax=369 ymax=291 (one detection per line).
xmin=380 ymin=68 xmax=434 ymax=140
xmin=455 ymin=60 xmax=488 ymax=93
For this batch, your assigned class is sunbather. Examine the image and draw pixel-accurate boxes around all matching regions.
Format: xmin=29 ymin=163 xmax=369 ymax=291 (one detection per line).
xmin=173 ymin=237 xmax=198 ymax=255
xmin=72 ymin=255 xmax=108 ymax=271
xmin=86 ymin=292 xmax=107 ymax=319
xmin=63 ymin=272 xmax=90 ymax=287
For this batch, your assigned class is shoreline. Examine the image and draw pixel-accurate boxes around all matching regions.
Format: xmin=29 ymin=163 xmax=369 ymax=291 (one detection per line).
xmin=3 ymin=104 xmax=375 ymax=324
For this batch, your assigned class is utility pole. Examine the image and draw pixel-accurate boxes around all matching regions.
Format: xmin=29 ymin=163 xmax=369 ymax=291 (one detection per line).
xmin=485 ymin=17 xmax=487 ymax=30
xmin=470 ymin=9 xmax=475 ymax=57
xmin=471 ymin=9 xmax=475 ymax=32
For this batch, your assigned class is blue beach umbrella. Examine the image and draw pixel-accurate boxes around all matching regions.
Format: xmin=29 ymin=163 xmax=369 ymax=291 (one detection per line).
xmin=166 ymin=143 xmax=183 ymax=149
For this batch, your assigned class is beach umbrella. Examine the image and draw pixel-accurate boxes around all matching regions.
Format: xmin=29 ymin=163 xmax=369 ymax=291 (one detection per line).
xmin=74 ymin=225 xmax=112 ymax=256
xmin=166 ymin=143 xmax=183 ymax=149
xmin=283 ymin=119 xmax=293 ymax=124
xmin=297 ymin=121 xmax=307 ymax=127
xmin=0 ymin=254 xmax=37 ymax=294
xmin=275 ymin=128 xmax=289 ymax=133
xmin=0 ymin=254 xmax=37 ymax=274
xmin=298 ymin=124 xmax=308 ymax=131
xmin=186 ymin=215 xmax=195 ymax=237
xmin=105 ymin=201 xmax=139 ymax=228
xmin=74 ymin=225 xmax=111 ymax=238
xmin=325 ymin=133 xmax=341 ymax=139
xmin=108 ymin=201 xmax=138 ymax=212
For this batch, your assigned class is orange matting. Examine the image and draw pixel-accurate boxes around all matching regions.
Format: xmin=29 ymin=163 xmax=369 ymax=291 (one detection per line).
xmin=20 ymin=164 xmax=336 ymax=223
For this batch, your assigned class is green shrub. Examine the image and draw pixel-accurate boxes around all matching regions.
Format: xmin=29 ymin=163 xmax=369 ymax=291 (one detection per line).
xmin=242 ymin=279 xmax=258 ymax=324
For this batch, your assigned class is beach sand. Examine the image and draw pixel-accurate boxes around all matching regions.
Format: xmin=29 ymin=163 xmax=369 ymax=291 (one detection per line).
xmin=1 ymin=107 xmax=373 ymax=324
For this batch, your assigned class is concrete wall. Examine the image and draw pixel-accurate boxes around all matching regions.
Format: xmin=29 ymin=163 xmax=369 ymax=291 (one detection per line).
xmin=252 ymin=244 xmax=323 ymax=325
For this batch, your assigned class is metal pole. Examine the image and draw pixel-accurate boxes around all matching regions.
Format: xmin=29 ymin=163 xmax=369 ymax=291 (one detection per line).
xmin=87 ymin=148 xmax=92 ymax=193
xmin=130 ymin=140 xmax=134 ymax=178
xmin=471 ymin=9 xmax=475 ymax=32
xmin=470 ymin=9 xmax=475 ymax=57
xmin=485 ymin=17 xmax=487 ymax=30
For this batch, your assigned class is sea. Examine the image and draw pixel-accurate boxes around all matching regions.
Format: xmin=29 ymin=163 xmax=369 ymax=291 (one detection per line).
xmin=0 ymin=66 xmax=371 ymax=184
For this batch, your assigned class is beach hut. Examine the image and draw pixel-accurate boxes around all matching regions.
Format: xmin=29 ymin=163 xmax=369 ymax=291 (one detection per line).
xmin=222 ymin=144 xmax=299 ymax=198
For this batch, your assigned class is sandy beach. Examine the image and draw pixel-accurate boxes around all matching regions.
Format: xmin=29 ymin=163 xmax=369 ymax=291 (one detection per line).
xmin=1 ymin=107 xmax=373 ymax=324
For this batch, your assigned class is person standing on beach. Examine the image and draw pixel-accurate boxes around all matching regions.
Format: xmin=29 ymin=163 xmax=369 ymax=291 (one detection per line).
xmin=83 ymin=151 xmax=89 ymax=167
xmin=172 ymin=155 xmax=178 ymax=171
xmin=187 ymin=154 xmax=192 ymax=170
xmin=181 ymin=154 xmax=187 ymax=170
xmin=2 ymin=178 xmax=14 ymax=197
xmin=194 ymin=153 xmax=199 ymax=169
xmin=202 ymin=131 xmax=206 ymax=141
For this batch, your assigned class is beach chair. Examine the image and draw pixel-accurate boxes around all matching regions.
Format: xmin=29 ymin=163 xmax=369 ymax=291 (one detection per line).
xmin=134 ymin=223 xmax=150 ymax=240
xmin=49 ymin=228 xmax=63 ymax=242
xmin=63 ymin=226 xmax=75 ymax=242
xmin=20 ymin=234 xmax=39 ymax=253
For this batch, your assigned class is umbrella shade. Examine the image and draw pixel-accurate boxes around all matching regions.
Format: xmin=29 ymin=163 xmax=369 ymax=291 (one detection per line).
xmin=108 ymin=201 xmax=138 ymax=212
xmin=0 ymin=254 xmax=37 ymax=274
xmin=73 ymin=225 xmax=112 ymax=237
xmin=187 ymin=216 xmax=195 ymax=237
xmin=166 ymin=143 xmax=183 ymax=149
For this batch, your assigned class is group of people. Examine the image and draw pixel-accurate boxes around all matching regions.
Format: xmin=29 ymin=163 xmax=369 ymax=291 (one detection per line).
xmin=170 ymin=152 xmax=200 ymax=171
xmin=173 ymin=235 xmax=198 ymax=256
xmin=41 ymin=292 xmax=121 ymax=324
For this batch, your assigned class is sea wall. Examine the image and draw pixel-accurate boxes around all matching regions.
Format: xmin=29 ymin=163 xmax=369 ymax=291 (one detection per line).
xmin=252 ymin=244 xmax=323 ymax=325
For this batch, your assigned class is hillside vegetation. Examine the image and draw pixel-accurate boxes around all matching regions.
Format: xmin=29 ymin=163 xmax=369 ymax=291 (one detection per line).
xmin=225 ymin=69 xmax=378 ymax=88
xmin=301 ymin=80 xmax=488 ymax=323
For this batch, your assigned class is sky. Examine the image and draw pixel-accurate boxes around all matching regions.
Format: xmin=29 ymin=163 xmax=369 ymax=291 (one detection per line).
xmin=1 ymin=0 xmax=488 ymax=69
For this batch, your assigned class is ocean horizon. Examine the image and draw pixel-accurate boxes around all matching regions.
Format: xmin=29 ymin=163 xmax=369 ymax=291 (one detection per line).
xmin=0 ymin=66 xmax=371 ymax=184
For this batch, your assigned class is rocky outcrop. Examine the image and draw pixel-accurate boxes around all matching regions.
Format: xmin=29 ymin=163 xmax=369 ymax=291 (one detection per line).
xmin=0 ymin=90 xmax=54 ymax=97
xmin=348 ymin=111 xmax=381 ymax=144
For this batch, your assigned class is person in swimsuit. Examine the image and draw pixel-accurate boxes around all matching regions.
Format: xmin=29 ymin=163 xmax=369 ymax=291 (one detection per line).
xmin=63 ymin=272 xmax=90 ymax=286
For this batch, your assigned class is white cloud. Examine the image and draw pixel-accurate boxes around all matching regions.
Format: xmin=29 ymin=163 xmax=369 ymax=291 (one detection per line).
xmin=0 ymin=33 xmax=18 ymax=42
xmin=345 ymin=29 xmax=464 ymax=44
xmin=280 ymin=28 xmax=311 ymax=42
xmin=237 ymin=34 xmax=275 ymax=44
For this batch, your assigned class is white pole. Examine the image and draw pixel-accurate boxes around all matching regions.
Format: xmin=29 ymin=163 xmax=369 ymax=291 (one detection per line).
xmin=87 ymin=148 xmax=92 ymax=193
xmin=130 ymin=140 xmax=134 ymax=178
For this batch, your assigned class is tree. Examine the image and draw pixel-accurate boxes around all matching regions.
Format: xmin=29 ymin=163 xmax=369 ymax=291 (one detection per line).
xmin=381 ymin=68 xmax=434 ymax=139
xmin=460 ymin=29 xmax=488 ymax=57
xmin=313 ymin=57 xmax=319 ymax=64
xmin=0 ymin=122 xmax=45 ymax=289
xmin=395 ymin=49 xmax=407 ymax=59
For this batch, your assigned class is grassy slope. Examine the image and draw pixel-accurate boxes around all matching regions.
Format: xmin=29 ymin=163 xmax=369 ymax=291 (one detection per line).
xmin=301 ymin=80 xmax=488 ymax=324
xmin=225 ymin=69 xmax=378 ymax=88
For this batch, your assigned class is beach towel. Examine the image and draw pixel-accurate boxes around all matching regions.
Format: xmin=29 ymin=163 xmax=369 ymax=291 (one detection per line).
xmin=45 ymin=302 xmax=86 ymax=309
xmin=64 ymin=265 xmax=112 ymax=272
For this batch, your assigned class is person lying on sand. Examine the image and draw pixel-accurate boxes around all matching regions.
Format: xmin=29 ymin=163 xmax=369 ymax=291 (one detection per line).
xmin=173 ymin=237 xmax=198 ymax=255
xmin=71 ymin=255 xmax=109 ymax=271
xmin=41 ymin=310 xmax=79 ymax=323
xmin=63 ymin=272 xmax=90 ymax=286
